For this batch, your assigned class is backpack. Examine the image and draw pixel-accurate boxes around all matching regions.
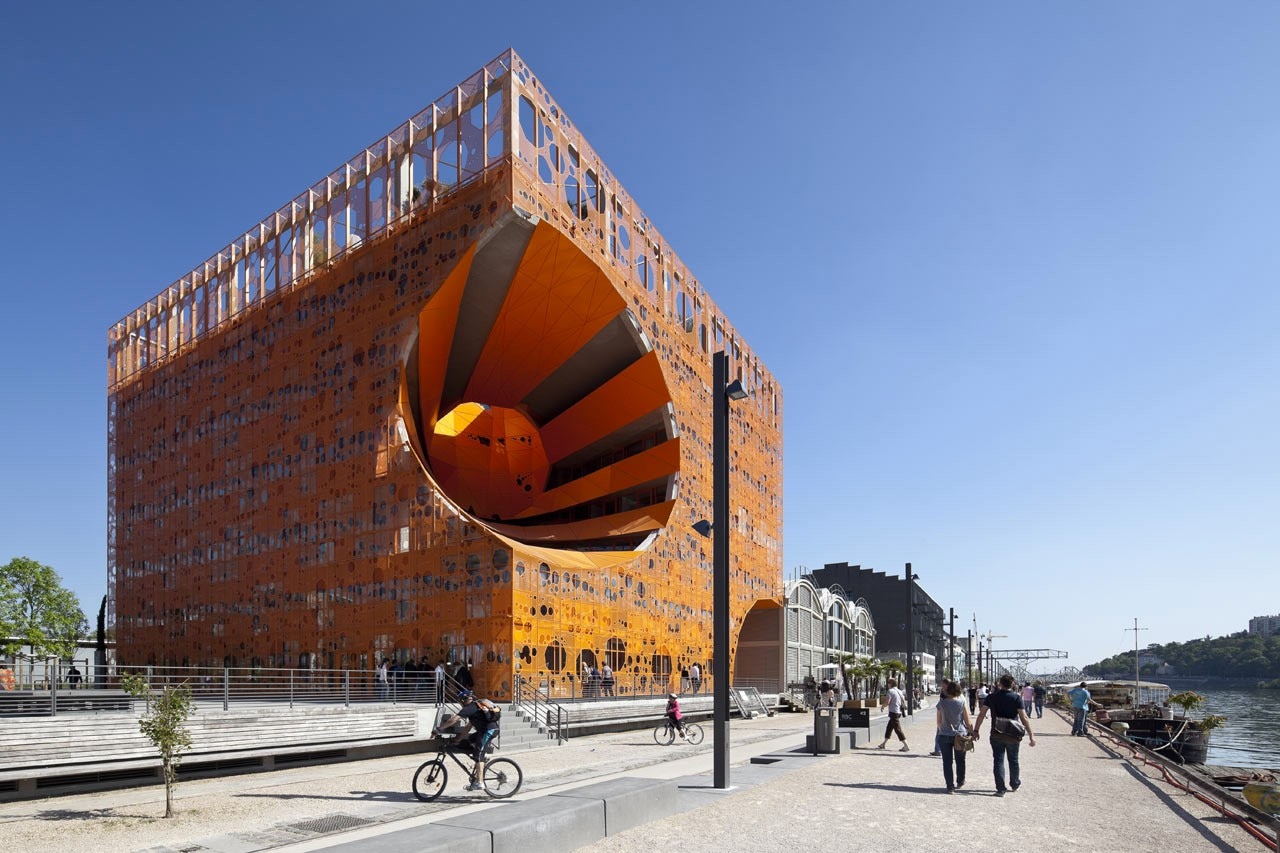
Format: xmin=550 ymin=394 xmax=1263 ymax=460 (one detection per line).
xmin=478 ymin=698 xmax=501 ymax=726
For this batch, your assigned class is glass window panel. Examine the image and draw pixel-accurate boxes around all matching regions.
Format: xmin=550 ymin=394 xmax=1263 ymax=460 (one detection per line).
xmin=435 ymin=122 xmax=458 ymax=190
xmin=349 ymin=179 xmax=367 ymax=244
xmin=331 ymin=191 xmax=349 ymax=252
xmin=412 ymin=132 xmax=434 ymax=207
xmin=461 ymin=103 xmax=485 ymax=180
xmin=263 ymin=235 xmax=278 ymax=292
xmin=312 ymin=207 xmax=328 ymax=266
xmin=370 ymin=172 xmax=387 ymax=231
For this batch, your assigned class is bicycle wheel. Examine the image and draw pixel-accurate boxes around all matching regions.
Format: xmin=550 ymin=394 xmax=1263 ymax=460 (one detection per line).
xmin=482 ymin=758 xmax=523 ymax=798
xmin=684 ymin=723 xmax=705 ymax=745
xmin=412 ymin=758 xmax=448 ymax=802
xmin=653 ymin=723 xmax=675 ymax=745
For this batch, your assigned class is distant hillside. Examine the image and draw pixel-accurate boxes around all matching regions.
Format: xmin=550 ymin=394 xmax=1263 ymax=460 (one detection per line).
xmin=1084 ymin=631 xmax=1280 ymax=679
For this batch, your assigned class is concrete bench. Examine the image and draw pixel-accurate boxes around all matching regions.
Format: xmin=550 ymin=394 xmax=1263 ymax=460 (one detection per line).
xmin=551 ymin=776 xmax=677 ymax=835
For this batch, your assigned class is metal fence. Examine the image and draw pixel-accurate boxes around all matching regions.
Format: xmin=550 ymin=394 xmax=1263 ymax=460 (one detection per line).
xmin=0 ymin=663 xmax=460 ymax=716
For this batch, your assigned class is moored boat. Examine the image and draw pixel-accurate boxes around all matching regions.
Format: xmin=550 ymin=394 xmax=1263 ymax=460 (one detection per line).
xmin=1082 ymin=680 xmax=1216 ymax=764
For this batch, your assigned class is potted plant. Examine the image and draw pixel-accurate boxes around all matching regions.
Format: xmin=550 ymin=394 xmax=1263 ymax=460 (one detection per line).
xmin=1162 ymin=691 xmax=1226 ymax=763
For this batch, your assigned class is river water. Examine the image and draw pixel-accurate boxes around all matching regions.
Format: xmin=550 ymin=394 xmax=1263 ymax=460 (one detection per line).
xmin=1195 ymin=687 xmax=1280 ymax=770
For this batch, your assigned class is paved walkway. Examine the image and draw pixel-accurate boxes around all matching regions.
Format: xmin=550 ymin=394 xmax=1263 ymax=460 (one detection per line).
xmin=0 ymin=707 xmax=1264 ymax=852
xmin=583 ymin=709 xmax=1263 ymax=852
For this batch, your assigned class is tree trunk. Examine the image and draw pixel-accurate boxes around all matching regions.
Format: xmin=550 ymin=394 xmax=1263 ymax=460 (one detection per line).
xmin=163 ymin=761 xmax=175 ymax=817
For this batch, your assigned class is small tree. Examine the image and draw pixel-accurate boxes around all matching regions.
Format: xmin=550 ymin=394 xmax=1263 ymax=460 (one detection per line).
xmin=121 ymin=673 xmax=195 ymax=817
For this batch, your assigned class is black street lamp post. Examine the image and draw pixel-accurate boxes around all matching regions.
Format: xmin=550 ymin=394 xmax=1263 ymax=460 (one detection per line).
xmin=904 ymin=564 xmax=918 ymax=716
xmin=713 ymin=350 xmax=746 ymax=790
xmin=948 ymin=608 xmax=956 ymax=682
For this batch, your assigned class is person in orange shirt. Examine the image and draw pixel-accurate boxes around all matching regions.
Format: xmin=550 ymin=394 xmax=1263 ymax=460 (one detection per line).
xmin=0 ymin=663 xmax=15 ymax=691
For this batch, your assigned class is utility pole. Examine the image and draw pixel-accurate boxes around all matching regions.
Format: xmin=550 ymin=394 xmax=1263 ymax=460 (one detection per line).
xmin=1125 ymin=618 xmax=1147 ymax=707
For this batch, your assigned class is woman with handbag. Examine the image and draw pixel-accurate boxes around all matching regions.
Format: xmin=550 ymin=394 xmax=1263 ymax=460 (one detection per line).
xmin=935 ymin=680 xmax=974 ymax=792
xmin=971 ymin=673 xmax=1037 ymax=796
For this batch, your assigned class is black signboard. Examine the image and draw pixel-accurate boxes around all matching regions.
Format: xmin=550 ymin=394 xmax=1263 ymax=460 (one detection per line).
xmin=839 ymin=707 xmax=870 ymax=728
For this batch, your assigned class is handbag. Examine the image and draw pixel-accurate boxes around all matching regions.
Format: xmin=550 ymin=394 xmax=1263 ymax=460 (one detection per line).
xmin=992 ymin=716 xmax=1026 ymax=742
xmin=954 ymin=733 xmax=974 ymax=752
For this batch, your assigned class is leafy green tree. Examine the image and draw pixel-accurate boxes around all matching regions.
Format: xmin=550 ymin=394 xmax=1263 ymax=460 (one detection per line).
xmin=121 ymin=673 xmax=195 ymax=818
xmin=838 ymin=653 xmax=861 ymax=700
xmin=0 ymin=557 xmax=88 ymax=660
xmin=1088 ymin=632 xmax=1280 ymax=679
xmin=883 ymin=657 xmax=907 ymax=683
xmin=865 ymin=658 xmax=886 ymax=700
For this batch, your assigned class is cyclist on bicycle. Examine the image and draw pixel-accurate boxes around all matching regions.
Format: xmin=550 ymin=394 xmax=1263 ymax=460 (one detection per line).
xmin=433 ymin=688 xmax=501 ymax=790
xmin=665 ymin=692 xmax=687 ymax=739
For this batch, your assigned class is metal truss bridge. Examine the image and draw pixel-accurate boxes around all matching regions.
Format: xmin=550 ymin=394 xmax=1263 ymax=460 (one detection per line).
xmin=987 ymin=649 xmax=1069 ymax=684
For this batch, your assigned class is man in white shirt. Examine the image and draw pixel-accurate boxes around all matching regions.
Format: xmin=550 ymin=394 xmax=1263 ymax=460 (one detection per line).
xmin=877 ymin=678 xmax=910 ymax=752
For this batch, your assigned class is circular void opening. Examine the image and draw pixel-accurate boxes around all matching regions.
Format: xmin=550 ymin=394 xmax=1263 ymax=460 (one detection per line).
xmin=406 ymin=217 xmax=679 ymax=551
xmin=429 ymin=402 xmax=549 ymax=520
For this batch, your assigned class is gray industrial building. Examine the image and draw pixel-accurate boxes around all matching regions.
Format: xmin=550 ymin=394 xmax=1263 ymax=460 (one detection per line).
xmin=806 ymin=562 xmax=948 ymax=681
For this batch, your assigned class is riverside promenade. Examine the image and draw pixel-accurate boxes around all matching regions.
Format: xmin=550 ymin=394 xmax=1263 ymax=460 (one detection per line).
xmin=0 ymin=706 xmax=1265 ymax=852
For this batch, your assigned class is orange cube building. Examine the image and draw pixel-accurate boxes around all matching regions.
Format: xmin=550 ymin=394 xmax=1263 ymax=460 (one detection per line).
xmin=107 ymin=50 xmax=783 ymax=699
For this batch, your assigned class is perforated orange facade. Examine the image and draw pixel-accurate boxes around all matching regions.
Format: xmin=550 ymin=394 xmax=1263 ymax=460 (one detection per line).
xmin=108 ymin=50 xmax=783 ymax=699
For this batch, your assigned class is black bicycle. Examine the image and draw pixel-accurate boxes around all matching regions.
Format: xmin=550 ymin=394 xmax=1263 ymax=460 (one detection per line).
xmin=412 ymin=732 xmax=523 ymax=801
xmin=653 ymin=719 xmax=704 ymax=745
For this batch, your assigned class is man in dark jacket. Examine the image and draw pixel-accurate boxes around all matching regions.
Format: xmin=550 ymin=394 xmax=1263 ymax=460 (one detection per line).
xmin=971 ymin=673 xmax=1036 ymax=795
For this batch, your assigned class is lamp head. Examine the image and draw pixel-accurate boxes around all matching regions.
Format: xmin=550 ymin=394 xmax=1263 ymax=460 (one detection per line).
xmin=725 ymin=379 xmax=748 ymax=401
xmin=692 ymin=519 xmax=713 ymax=538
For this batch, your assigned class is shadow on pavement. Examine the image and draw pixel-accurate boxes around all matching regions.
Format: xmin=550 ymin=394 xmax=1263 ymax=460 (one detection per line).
xmin=825 ymin=782 xmax=955 ymax=795
xmin=31 ymin=807 xmax=156 ymax=822
xmin=233 ymin=790 xmax=422 ymax=803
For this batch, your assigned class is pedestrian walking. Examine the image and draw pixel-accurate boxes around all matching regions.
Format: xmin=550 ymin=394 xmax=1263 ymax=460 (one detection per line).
xmin=972 ymin=674 xmax=1036 ymax=795
xmin=876 ymin=678 xmax=909 ymax=751
xmin=1021 ymin=682 xmax=1035 ymax=715
xmin=936 ymin=680 xmax=974 ymax=792
xmin=1033 ymin=681 xmax=1046 ymax=718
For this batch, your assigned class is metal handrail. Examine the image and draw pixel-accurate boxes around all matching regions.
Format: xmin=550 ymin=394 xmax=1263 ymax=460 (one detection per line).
xmin=513 ymin=674 xmax=568 ymax=743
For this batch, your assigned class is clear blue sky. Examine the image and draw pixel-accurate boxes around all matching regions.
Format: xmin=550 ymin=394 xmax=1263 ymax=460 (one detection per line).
xmin=2 ymin=2 xmax=1277 ymax=670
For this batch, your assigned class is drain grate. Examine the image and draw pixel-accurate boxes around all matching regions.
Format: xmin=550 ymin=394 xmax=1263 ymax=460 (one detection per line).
xmin=286 ymin=814 xmax=376 ymax=835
